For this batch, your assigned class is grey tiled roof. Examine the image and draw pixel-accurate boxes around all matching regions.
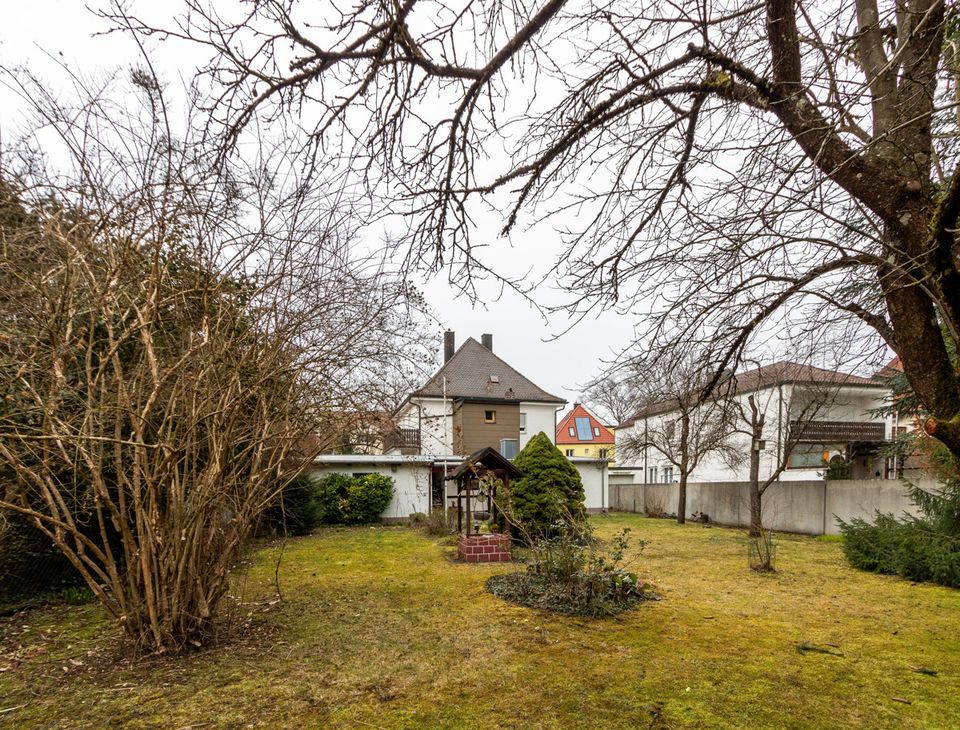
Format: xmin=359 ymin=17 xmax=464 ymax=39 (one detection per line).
xmin=621 ymin=361 xmax=884 ymax=426
xmin=412 ymin=338 xmax=565 ymax=403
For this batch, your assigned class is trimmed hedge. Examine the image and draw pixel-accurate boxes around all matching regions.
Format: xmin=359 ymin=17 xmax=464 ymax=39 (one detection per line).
xmin=344 ymin=474 xmax=394 ymax=524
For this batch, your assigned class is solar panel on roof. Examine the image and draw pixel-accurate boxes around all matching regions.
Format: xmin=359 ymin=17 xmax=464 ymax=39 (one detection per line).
xmin=575 ymin=417 xmax=593 ymax=441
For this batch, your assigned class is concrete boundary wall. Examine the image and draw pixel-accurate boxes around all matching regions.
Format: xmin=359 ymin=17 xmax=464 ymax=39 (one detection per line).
xmin=608 ymin=479 xmax=938 ymax=535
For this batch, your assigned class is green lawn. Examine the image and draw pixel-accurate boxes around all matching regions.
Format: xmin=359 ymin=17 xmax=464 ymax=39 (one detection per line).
xmin=1 ymin=515 xmax=959 ymax=728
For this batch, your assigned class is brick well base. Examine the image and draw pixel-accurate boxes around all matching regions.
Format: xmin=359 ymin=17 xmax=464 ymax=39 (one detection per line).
xmin=457 ymin=533 xmax=512 ymax=563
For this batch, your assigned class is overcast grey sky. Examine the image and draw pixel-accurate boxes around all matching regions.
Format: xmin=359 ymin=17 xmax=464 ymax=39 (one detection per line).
xmin=1 ymin=0 xmax=647 ymax=408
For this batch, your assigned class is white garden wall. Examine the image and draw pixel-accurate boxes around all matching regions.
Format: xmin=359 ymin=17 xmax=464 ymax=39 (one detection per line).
xmin=608 ymin=478 xmax=934 ymax=535
xmin=570 ymin=457 xmax=609 ymax=512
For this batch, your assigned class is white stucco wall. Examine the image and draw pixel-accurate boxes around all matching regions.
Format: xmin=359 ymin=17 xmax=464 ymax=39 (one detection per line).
xmin=309 ymin=456 xmax=432 ymax=520
xmin=520 ymin=402 xmax=562 ymax=448
xmin=571 ymin=458 xmax=609 ymax=511
xmin=393 ymin=397 xmax=452 ymax=454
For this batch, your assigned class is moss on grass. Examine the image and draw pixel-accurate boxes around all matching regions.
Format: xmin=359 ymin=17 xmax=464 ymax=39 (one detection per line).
xmin=1 ymin=516 xmax=959 ymax=728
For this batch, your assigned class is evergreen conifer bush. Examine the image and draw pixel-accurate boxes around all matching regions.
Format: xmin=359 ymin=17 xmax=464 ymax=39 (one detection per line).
xmin=496 ymin=431 xmax=585 ymax=540
xmin=839 ymin=480 xmax=960 ymax=588
xmin=266 ymin=474 xmax=324 ymax=535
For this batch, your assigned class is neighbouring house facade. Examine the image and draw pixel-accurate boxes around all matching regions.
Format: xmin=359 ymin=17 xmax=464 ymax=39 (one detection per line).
xmin=616 ymin=362 xmax=901 ymax=484
xmin=389 ymin=332 xmax=567 ymax=459
xmin=556 ymin=403 xmax=616 ymax=462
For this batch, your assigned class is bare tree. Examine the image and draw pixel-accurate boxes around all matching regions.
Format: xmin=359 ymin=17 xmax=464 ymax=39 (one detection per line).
xmin=725 ymin=369 xmax=839 ymax=537
xmin=619 ymin=355 xmax=737 ymax=524
xmin=0 ymin=67 xmax=433 ymax=653
xmin=581 ymin=375 xmax=641 ymax=426
xmin=108 ymin=0 xmax=960 ymax=465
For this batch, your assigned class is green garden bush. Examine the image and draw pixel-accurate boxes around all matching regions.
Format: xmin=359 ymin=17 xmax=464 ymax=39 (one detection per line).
xmin=0 ymin=512 xmax=84 ymax=613
xmin=839 ymin=480 xmax=960 ymax=588
xmin=495 ymin=431 xmax=585 ymax=540
xmin=314 ymin=473 xmax=354 ymax=524
xmin=486 ymin=523 xmax=647 ymax=616
xmin=344 ymin=474 xmax=394 ymax=523
xmin=266 ymin=472 xmax=393 ymax=533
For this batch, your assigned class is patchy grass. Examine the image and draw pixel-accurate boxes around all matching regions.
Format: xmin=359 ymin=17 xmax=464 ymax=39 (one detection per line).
xmin=2 ymin=515 xmax=959 ymax=728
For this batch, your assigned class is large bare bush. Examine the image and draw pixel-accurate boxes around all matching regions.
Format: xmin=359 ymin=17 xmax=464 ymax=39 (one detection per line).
xmin=0 ymin=68 xmax=432 ymax=653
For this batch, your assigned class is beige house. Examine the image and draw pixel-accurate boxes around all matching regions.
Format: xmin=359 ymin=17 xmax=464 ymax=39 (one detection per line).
xmin=389 ymin=332 xmax=566 ymax=458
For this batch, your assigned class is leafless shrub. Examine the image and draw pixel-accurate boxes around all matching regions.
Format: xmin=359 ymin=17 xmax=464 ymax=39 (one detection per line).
xmin=643 ymin=492 xmax=667 ymax=520
xmin=0 ymin=66 xmax=434 ymax=653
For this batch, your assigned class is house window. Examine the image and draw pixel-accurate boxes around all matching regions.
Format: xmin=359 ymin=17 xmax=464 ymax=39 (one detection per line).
xmin=599 ymin=448 xmax=609 ymax=459
xmin=500 ymin=439 xmax=518 ymax=459
xmin=662 ymin=466 xmax=674 ymax=483
xmin=648 ymin=466 xmax=658 ymax=483
xmin=593 ymin=426 xmax=600 ymax=437
xmin=565 ymin=449 xmax=574 ymax=457
xmin=484 ymin=410 xmax=496 ymax=423
xmin=519 ymin=413 xmax=527 ymax=434
xmin=789 ymin=444 xmax=829 ymax=468
xmin=568 ymin=426 xmax=575 ymax=437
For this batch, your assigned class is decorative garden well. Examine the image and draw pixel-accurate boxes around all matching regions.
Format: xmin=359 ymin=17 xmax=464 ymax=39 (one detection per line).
xmin=446 ymin=446 xmax=522 ymax=562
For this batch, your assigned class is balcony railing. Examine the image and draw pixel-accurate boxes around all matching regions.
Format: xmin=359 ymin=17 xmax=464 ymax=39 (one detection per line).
xmin=384 ymin=427 xmax=421 ymax=454
xmin=789 ymin=420 xmax=885 ymax=443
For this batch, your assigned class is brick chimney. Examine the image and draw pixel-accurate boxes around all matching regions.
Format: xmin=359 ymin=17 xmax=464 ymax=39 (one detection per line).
xmin=444 ymin=330 xmax=455 ymax=363
xmin=481 ymin=333 xmax=493 ymax=351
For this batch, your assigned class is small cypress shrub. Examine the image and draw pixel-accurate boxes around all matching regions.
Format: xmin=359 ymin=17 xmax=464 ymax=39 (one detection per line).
xmin=839 ymin=480 xmax=960 ymax=588
xmin=1 ymin=512 xmax=84 ymax=612
xmin=269 ymin=474 xmax=325 ymax=535
xmin=497 ymin=431 xmax=585 ymax=540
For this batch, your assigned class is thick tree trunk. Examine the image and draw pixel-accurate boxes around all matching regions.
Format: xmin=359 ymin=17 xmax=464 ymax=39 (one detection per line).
xmin=881 ymin=224 xmax=960 ymax=463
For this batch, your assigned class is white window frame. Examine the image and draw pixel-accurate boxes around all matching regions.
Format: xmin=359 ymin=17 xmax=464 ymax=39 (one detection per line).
xmin=519 ymin=413 xmax=527 ymax=434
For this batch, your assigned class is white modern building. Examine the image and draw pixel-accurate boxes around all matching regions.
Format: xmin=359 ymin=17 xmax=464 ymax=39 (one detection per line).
xmin=616 ymin=362 xmax=900 ymax=484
